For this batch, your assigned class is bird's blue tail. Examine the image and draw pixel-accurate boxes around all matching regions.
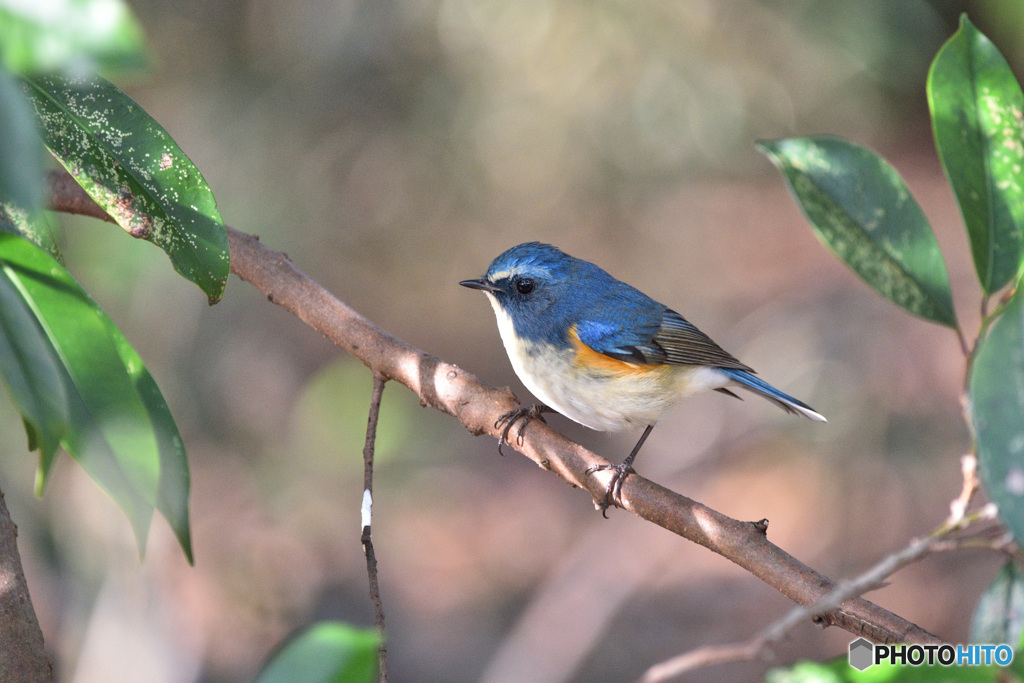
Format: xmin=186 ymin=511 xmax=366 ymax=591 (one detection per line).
xmin=719 ymin=369 xmax=826 ymax=422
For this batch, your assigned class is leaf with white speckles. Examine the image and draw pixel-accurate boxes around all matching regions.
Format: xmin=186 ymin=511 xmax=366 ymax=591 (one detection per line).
xmin=928 ymin=15 xmax=1024 ymax=295
xmin=22 ymin=73 xmax=228 ymax=303
xmin=0 ymin=232 xmax=192 ymax=562
xmin=758 ymin=136 xmax=958 ymax=329
xmin=971 ymin=287 xmax=1024 ymax=545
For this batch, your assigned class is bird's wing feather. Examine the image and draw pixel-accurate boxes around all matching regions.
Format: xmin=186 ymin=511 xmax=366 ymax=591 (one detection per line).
xmin=651 ymin=310 xmax=753 ymax=370
xmin=574 ymin=297 xmax=752 ymax=371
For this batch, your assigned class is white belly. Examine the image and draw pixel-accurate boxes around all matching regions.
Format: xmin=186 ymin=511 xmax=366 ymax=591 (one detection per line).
xmin=486 ymin=295 xmax=729 ymax=431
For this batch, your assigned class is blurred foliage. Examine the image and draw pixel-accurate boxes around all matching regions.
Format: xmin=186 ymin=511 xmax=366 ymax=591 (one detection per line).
xmin=971 ymin=562 xmax=1024 ymax=647
xmin=0 ymin=0 xmax=148 ymax=76
xmin=971 ymin=288 xmax=1024 ymax=548
xmin=287 ymin=358 xmax=447 ymax=471
xmin=255 ymin=622 xmax=378 ymax=683
xmin=0 ymin=68 xmax=44 ymax=213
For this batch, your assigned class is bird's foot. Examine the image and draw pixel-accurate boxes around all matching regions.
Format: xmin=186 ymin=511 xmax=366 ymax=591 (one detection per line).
xmin=585 ymin=461 xmax=635 ymax=518
xmin=494 ymin=404 xmax=551 ymax=456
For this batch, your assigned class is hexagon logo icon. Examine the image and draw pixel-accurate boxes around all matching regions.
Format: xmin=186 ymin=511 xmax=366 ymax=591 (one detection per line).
xmin=848 ymin=638 xmax=874 ymax=671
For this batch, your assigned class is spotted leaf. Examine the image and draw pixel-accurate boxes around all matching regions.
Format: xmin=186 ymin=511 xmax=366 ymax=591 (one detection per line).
xmin=22 ymin=73 xmax=228 ymax=303
xmin=759 ymin=136 xmax=958 ymax=329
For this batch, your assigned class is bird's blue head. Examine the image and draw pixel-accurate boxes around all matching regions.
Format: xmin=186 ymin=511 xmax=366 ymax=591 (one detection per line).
xmin=460 ymin=242 xmax=585 ymax=345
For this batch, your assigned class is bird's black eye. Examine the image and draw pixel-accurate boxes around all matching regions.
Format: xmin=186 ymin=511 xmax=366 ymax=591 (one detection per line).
xmin=514 ymin=277 xmax=535 ymax=295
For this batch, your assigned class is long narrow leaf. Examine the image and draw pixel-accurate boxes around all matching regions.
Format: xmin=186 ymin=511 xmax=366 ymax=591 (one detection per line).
xmin=0 ymin=263 xmax=69 ymax=470
xmin=22 ymin=73 xmax=229 ymax=303
xmin=1 ymin=232 xmax=157 ymax=542
xmin=103 ymin=318 xmax=192 ymax=562
xmin=59 ymin=366 xmax=155 ymax=547
xmin=970 ymin=288 xmax=1024 ymax=545
xmin=759 ymin=136 xmax=958 ymax=329
xmin=928 ymin=15 xmax=1024 ymax=295
xmin=0 ymin=233 xmax=191 ymax=559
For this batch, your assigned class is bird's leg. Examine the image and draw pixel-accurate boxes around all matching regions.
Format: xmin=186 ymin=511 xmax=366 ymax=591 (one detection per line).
xmin=494 ymin=404 xmax=553 ymax=456
xmin=585 ymin=424 xmax=654 ymax=517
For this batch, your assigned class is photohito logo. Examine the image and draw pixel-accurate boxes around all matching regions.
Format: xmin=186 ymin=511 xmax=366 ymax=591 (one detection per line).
xmin=848 ymin=638 xmax=1014 ymax=670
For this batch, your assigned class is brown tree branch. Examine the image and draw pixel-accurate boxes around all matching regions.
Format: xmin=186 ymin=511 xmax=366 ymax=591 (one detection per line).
xmin=0 ymin=488 xmax=53 ymax=682
xmin=47 ymin=170 xmax=941 ymax=645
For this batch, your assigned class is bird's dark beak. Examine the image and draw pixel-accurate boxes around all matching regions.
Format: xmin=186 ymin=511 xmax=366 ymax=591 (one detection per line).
xmin=459 ymin=278 xmax=502 ymax=293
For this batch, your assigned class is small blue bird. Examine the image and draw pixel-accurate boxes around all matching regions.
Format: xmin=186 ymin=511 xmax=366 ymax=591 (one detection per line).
xmin=461 ymin=242 xmax=825 ymax=514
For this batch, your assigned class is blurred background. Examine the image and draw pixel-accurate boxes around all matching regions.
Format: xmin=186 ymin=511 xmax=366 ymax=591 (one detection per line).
xmin=1 ymin=0 xmax=1022 ymax=680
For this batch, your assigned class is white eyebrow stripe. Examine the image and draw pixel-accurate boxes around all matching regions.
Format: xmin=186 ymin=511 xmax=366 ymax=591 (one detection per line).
xmin=487 ymin=266 xmax=551 ymax=283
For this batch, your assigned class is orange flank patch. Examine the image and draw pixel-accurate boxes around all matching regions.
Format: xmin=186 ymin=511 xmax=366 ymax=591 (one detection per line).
xmin=568 ymin=326 xmax=664 ymax=376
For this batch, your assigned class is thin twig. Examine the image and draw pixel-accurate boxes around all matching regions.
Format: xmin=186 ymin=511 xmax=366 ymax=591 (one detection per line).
xmin=639 ymin=536 xmax=940 ymax=682
xmin=946 ymin=454 xmax=979 ymax=530
xmin=47 ymin=171 xmax=939 ymax=646
xmin=639 ymin=459 xmax=1005 ymax=682
xmin=361 ymin=374 xmax=388 ymax=682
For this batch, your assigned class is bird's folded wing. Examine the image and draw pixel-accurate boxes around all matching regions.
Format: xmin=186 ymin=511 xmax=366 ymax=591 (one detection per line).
xmin=652 ymin=310 xmax=753 ymax=370
xmin=575 ymin=307 xmax=752 ymax=371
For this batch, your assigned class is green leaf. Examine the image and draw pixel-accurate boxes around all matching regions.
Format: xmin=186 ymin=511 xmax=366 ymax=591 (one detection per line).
xmin=0 ymin=70 xmax=60 ymax=257
xmin=103 ymin=321 xmax=192 ymax=563
xmin=0 ymin=64 xmax=59 ymax=257
xmin=759 ymin=136 xmax=958 ymax=329
xmin=0 ymin=233 xmax=191 ymax=559
xmin=0 ymin=203 xmax=60 ymax=261
xmin=0 ymin=66 xmax=45 ymax=214
xmin=0 ymin=233 xmax=156 ymax=541
xmin=928 ymin=15 xmax=1024 ymax=295
xmin=22 ymin=72 xmax=229 ymax=303
xmin=256 ymin=622 xmax=379 ymax=683
xmin=0 ymin=0 xmax=148 ymax=77
xmin=0 ymin=259 xmax=69 ymax=470
xmin=971 ymin=561 xmax=1024 ymax=646
xmin=971 ymin=288 xmax=1024 ymax=546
